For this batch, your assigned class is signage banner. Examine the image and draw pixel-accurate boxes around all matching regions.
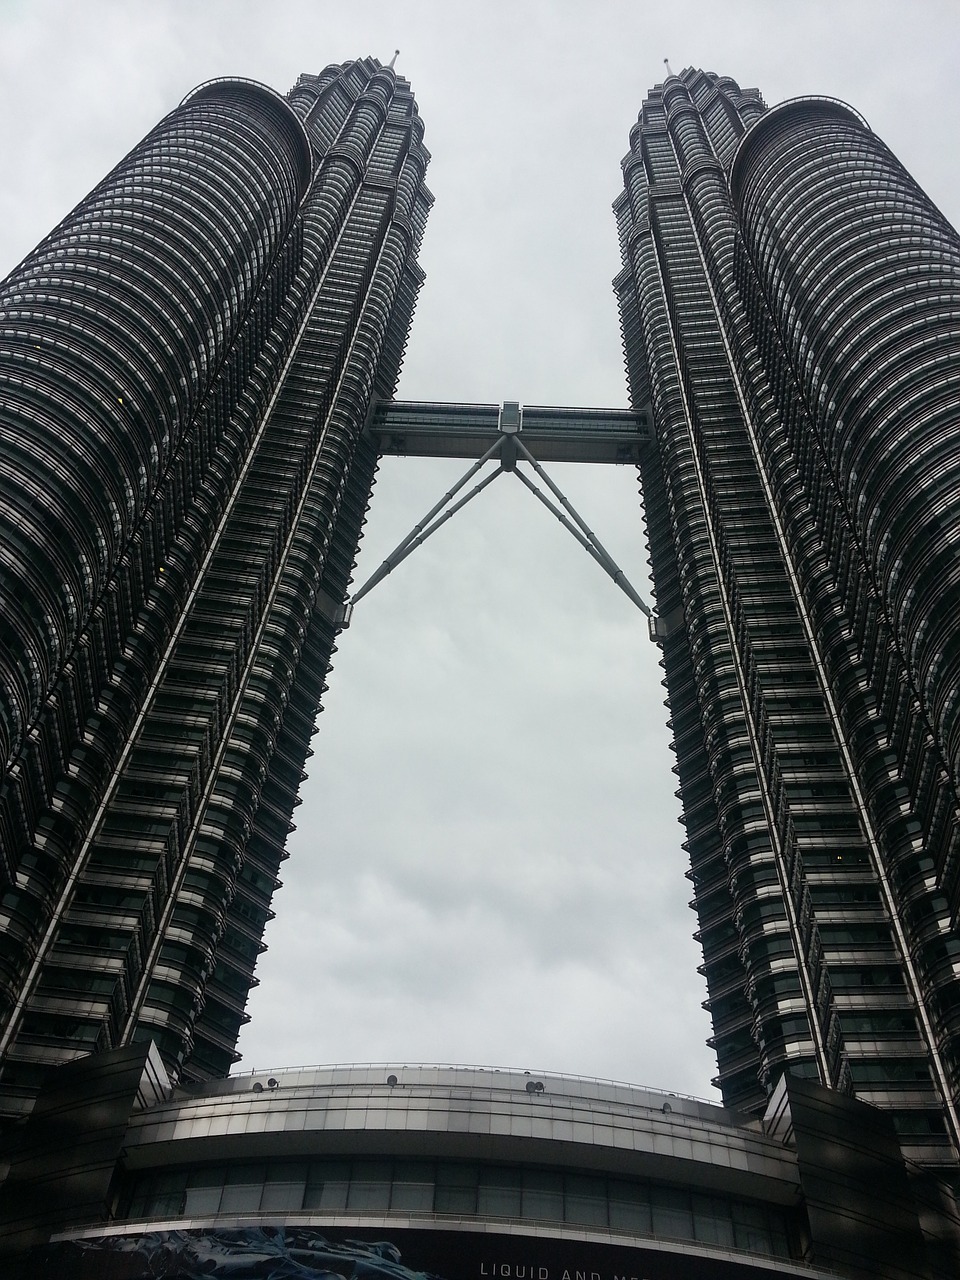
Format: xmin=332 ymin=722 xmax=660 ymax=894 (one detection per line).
xmin=33 ymin=1223 xmax=797 ymax=1279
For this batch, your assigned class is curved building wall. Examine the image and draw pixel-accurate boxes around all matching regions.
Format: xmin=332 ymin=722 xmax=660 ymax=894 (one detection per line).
xmin=615 ymin=70 xmax=791 ymax=1117
xmin=732 ymin=100 xmax=960 ymax=794
xmin=1 ymin=1059 xmax=942 ymax=1280
xmin=616 ymin=69 xmax=960 ymax=1166
xmin=729 ymin=97 xmax=960 ymax=1133
xmin=0 ymin=1049 xmax=949 ymax=1280
xmin=0 ymin=60 xmax=432 ymax=1110
xmin=174 ymin=63 xmax=431 ymax=1080
xmin=40 ymin=1065 xmax=827 ymax=1278
xmin=0 ymin=81 xmax=311 ymax=787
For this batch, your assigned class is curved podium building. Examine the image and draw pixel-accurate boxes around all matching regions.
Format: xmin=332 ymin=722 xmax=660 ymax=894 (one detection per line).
xmin=1 ymin=56 xmax=960 ymax=1280
xmin=3 ymin=1052 xmax=944 ymax=1279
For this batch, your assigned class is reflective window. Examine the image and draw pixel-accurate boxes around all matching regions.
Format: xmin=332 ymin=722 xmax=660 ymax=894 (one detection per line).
xmin=522 ymin=1168 xmax=563 ymax=1222
xmin=261 ymin=1163 xmax=307 ymax=1212
xmin=390 ymin=1161 xmax=433 ymax=1212
xmin=121 ymin=1156 xmax=795 ymax=1259
xmin=478 ymin=1167 xmax=521 ymax=1219
xmin=220 ymin=1164 xmax=265 ymax=1213
xmin=434 ymin=1162 xmax=477 ymax=1215
xmin=346 ymin=1162 xmax=391 ymax=1212
xmin=303 ymin=1160 xmax=349 ymax=1211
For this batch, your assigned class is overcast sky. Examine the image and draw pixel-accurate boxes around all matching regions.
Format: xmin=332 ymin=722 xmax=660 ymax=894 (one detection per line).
xmin=2 ymin=0 xmax=959 ymax=1101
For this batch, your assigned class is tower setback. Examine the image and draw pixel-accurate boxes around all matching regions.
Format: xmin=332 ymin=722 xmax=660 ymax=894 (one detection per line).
xmin=0 ymin=61 xmax=431 ymax=1112
xmin=2 ymin=56 xmax=960 ymax=1279
xmin=615 ymin=69 xmax=960 ymax=1169
xmin=1 ymin=50 xmax=960 ymax=1206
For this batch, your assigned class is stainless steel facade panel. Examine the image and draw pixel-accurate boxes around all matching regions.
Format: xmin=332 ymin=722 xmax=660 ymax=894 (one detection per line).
xmin=733 ymin=100 xmax=960 ymax=785
xmin=0 ymin=60 xmax=432 ymax=1113
xmin=119 ymin=1066 xmax=799 ymax=1204
xmin=0 ymin=81 xmax=311 ymax=787
xmin=2 ymin=1056 xmax=951 ymax=1279
xmin=616 ymin=69 xmax=960 ymax=1171
xmin=107 ymin=1067 xmax=805 ymax=1266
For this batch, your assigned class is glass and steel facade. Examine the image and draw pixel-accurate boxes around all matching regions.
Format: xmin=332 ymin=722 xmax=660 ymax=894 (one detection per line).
xmin=2 ymin=1051 xmax=950 ymax=1278
xmin=0 ymin=60 xmax=432 ymax=1111
xmin=121 ymin=1155 xmax=793 ymax=1252
xmin=615 ymin=69 xmax=960 ymax=1170
xmin=10 ymin=1060 xmax=858 ymax=1278
xmin=2 ymin=52 xmax=960 ymax=1276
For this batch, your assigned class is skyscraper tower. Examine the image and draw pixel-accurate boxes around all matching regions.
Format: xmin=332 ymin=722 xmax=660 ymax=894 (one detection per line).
xmin=615 ymin=69 xmax=960 ymax=1169
xmin=2 ymin=51 xmax=960 ymax=1201
xmin=6 ymin=57 xmax=960 ymax=1277
xmin=0 ymin=60 xmax=431 ymax=1114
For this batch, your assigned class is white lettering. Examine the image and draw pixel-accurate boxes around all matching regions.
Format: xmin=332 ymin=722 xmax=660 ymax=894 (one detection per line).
xmin=481 ymin=1265 xmax=551 ymax=1280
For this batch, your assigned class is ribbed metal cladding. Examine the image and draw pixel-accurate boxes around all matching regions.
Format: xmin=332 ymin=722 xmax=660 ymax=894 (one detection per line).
xmin=726 ymin=98 xmax=960 ymax=1150
xmin=616 ymin=71 xmax=818 ymax=1119
xmin=0 ymin=60 xmax=432 ymax=1112
xmin=0 ymin=81 xmax=311 ymax=802
xmin=732 ymin=100 xmax=960 ymax=790
xmin=616 ymin=69 xmax=960 ymax=1171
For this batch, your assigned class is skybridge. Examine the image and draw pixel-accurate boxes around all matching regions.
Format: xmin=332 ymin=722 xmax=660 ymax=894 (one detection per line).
xmin=368 ymin=399 xmax=652 ymax=464
xmin=345 ymin=399 xmax=657 ymax=630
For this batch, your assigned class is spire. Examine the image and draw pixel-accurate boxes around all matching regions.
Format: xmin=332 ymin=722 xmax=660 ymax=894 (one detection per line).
xmin=388 ymin=49 xmax=399 ymax=70
xmin=663 ymin=57 xmax=675 ymax=77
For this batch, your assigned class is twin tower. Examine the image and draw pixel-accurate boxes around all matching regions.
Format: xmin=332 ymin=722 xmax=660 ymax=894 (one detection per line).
xmin=1 ymin=60 xmax=960 ymax=1178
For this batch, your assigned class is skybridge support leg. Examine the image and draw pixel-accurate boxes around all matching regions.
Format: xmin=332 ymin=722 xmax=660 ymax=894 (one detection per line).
xmin=342 ymin=456 xmax=506 ymax=623
xmin=511 ymin=463 xmax=652 ymax=618
xmin=341 ymin=418 xmax=653 ymax=625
